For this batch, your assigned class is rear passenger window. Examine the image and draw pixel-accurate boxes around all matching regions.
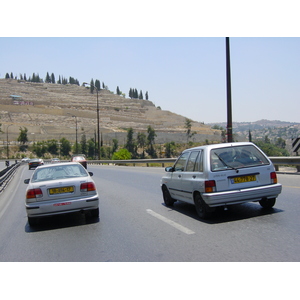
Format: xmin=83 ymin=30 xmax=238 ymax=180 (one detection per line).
xmin=186 ymin=151 xmax=202 ymax=172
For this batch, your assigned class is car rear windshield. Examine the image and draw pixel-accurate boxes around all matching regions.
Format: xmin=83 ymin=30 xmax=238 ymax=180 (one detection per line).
xmin=210 ymin=145 xmax=269 ymax=171
xmin=31 ymin=164 xmax=88 ymax=182
xmin=73 ymin=156 xmax=85 ymax=161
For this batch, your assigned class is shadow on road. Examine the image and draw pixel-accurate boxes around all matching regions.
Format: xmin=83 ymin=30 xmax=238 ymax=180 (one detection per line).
xmin=25 ymin=212 xmax=100 ymax=233
xmin=163 ymin=201 xmax=284 ymax=224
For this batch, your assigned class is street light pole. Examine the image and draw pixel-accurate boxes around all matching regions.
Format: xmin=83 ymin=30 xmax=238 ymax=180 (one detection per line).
xmin=6 ymin=124 xmax=12 ymax=159
xmin=67 ymin=114 xmax=78 ymax=153
xmin=83 ymin=82 xmax=100 ymax=160
xmin=226 ymin=37 xmax=233 ymax=143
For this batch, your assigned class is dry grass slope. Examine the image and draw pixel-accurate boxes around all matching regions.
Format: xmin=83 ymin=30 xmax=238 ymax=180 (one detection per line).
xmin=0 ymin=79 xmax=220 ymax=143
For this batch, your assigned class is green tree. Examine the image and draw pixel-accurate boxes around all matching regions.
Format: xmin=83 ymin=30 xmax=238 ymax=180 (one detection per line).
xmin=254 ymin=141 xmax=289 ymax=156
xmin=112 ymin=148 xmax=131 ymax=160
xmin=146 ymin=125 xmax=157 ymax=158
xmin=137 ymin=132 xmax=146 ymax=158
xmin=275 ymin=137 xmax=286 ymax=149
xmin=45 ymin=72 xmax=51 ymax=83
xmin=125 ymin=127 xmax=137 ymax=157
xmin=139 ymin=90 xmax=143 ymax=99
xmin=95 ymin=79 xmax=101 ymax=91
xmin=17 ymin=127 xmax=28 ymax=152
xmin=60 ymin=137 xmax=71 ymax=157
xmin=248 ymin=130 xmax=252 ymax=142
xmin=90 ymin=79 xmax=95 ymax=93
xmin=112 ymin=138 xmax=118 ymax=154
xmin=264 ymin=135 xmax=271 ymax=144
xmin=80 ymin=133 xmax=87 ymax=155
xmin=165 ymin=141 xmax=176 ymax=158
xmin=51 ymin=73 xmax=56 ymax=84
xmin=185 ymin=118 xmax=196 ymax=142
xmin=18 ymin=127 xmax=28 ymax=144
xmin=87 ymin=138 xmax=95 ymax=159
xmin=32 ymin=141 xmax=48 ymax=157
xmin=47 ymin=139 xmax=59 ymax=155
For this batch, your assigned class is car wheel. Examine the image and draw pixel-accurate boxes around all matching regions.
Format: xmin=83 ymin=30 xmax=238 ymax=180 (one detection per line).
xmin=28 ymin=217 xmax=38 ymax=227
xmin=194 ymin=193 xmax=211 ymax=219
xmin=90 ymin=208 xmax=99 ymax=218
xmin=162 ymin=186 xmax=175 ymax=207
xmin=259 ymin=198 xmax=276 ymax=209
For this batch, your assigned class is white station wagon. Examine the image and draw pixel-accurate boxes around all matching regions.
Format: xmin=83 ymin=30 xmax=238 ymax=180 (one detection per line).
xmin=161 ymin=142 xmax=282 ymax=219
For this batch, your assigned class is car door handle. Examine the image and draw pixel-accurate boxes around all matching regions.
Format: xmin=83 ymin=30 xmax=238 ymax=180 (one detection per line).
xmin=192 ymin=175 xmax=196 ymax=179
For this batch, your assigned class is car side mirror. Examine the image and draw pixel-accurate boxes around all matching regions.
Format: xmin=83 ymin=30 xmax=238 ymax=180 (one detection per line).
xmin=24 ymin=179 xmax=30 ymax=184
xmin=165 ymin=166 xmax=174 ymax=172
xmin=88 ymin=172 xmax=93 ymax=176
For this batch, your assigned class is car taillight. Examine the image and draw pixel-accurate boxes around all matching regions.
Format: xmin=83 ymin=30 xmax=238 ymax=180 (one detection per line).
xmin=205 ymin=180 xmax=216 ymax=193
xmin=26 ymin=188 xmax=43 ymax=199
xmin=270 ymin=172 xmax=277 ymax=184
xmin=80 ymin=182 xmax=96 ymax=192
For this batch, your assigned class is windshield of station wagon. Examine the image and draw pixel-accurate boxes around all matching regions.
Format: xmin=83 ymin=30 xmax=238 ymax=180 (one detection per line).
xmin=31 ymin=164 xmax=88 ymax=182
xmin=211 ymin=145 xmax=269 ymax=171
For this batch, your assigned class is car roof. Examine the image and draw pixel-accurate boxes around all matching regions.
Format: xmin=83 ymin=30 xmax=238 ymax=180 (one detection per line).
xmin=33 ymin=162 xmax=82 ymax=169
xmin=182 ymin=142 xmax=256 ymax=153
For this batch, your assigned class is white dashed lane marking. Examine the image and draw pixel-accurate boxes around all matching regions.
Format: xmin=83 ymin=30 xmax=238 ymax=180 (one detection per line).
xmin=146 ymin=209 xmax=195 ymax=235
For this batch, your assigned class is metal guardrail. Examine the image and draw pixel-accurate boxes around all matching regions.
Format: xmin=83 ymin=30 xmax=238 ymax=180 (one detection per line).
xmin=87 ymin=158 xmax=176 ymax=166
xmin=0 ymin=155 xmax=299 ymax=194
xmin=87 ymin=157 xmax=300 ymax=171
xmin=0 ymin=162 xmax=21 ymax=194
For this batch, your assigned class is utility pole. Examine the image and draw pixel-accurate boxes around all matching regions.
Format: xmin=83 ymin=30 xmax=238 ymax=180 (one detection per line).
xmin=83 ymin=82 xmax=100 ymax=159
xmin=226 ymin=37 xmax=233 ymax=143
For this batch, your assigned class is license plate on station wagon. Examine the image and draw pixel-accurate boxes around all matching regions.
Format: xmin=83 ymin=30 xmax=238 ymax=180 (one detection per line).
xmin=49 ymin=186 xmax=74 ymax=195
xmin=231 ymin=175 xmax=256 ymax=184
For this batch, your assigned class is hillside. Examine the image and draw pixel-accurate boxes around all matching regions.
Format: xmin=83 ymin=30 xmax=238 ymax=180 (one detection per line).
xmin=0 ymin=79 xmax=220 ymax=144
xmin=209 ymin=120 xmax=300 ymax=154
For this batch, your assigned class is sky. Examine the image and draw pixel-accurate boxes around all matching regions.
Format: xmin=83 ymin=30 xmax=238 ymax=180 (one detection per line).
xmin=1 ymin=3 xmax=299 ymax=125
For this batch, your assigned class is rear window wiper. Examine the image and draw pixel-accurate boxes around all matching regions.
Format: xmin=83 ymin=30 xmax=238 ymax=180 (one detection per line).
xmin=213 ymin=152 xmax=239 ymax=173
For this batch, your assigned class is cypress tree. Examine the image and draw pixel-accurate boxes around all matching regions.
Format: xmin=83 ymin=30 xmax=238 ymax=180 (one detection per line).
xmin=139 ymin=90 xmax=143 ymax=99
xmin=90 ymin=79 xmax=95 ymax=93
xmin=95 ymin=79 xmax=101 ymax=90
xmin=51 ymin=73 xmax=55 ymax=84
xmin=45 ymin=72 xmax=51 ymax=83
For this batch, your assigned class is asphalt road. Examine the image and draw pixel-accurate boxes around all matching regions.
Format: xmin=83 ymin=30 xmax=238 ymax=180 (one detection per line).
xmin=0 ymin=164 xmax=299 ymax=262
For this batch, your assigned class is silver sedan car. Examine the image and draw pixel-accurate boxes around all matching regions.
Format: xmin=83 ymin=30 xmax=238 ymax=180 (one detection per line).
xmin=24 ymin=162 xmax=99 ymax=226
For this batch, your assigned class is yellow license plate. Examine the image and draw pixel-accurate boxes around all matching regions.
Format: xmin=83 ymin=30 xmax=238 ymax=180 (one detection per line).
xmin=49 ymin=186 xmax=74 ymax=195
xmin=232 ymin=175 xmax=256 ymax=184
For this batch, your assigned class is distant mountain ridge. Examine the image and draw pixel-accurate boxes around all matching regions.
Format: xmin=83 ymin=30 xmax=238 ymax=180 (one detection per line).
xmin=209 ymin=119 xmax=300 ymax=154
xmin=209 ymin=119 xmax=300 ymax=130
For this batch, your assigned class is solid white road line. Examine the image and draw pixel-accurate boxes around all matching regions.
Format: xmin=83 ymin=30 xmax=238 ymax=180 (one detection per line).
xmin=146 ymin=209 xmax=195 ymax=235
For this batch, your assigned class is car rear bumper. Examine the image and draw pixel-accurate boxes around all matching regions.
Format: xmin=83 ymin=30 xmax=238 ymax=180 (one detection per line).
xmin=202 ymin=183 xmax=282 ymax=207
xmin=26 ymin=195 xmax=99 ymax=217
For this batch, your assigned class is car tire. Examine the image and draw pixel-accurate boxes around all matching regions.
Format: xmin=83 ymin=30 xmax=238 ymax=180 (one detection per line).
xmin=194 ymin=193 xmax=211 ymax=219
xmin=259 ymin=198 xmax=276 ymax=209
xmin=162 ymin=186 xmax=175 ymax=207
xmin=28 ymin=217 xmax=38 ymax=227
xmin=90 ymin=208 xmax=99 ymax=218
